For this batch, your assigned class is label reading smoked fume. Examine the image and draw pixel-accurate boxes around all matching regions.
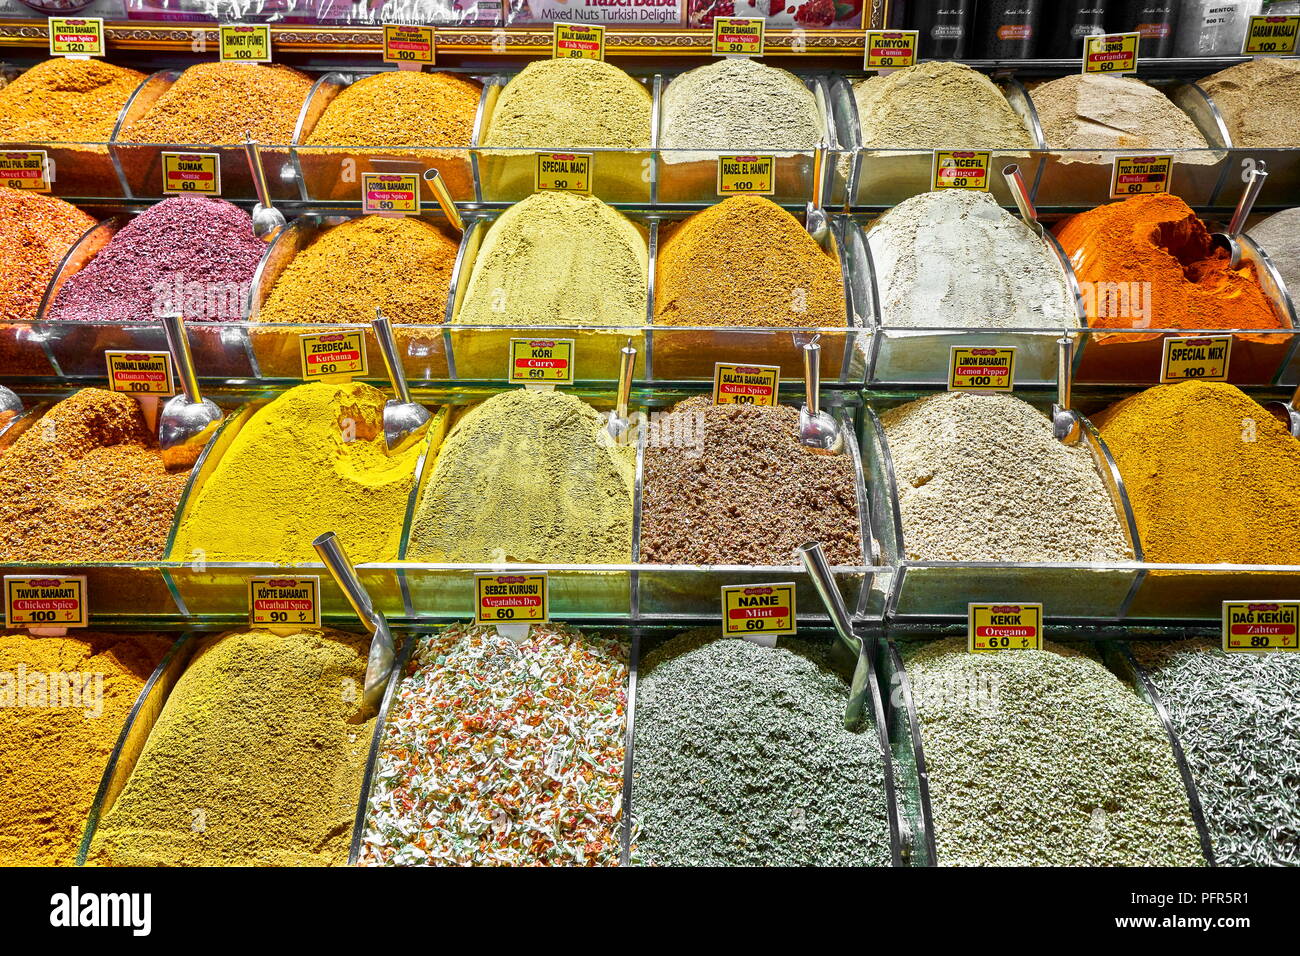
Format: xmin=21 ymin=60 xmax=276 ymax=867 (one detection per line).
xmin=535 ymin=152 xmax=592 ymax=194
xmin=968 ymin=603 xmax=1043 ymax=652
xmin=0 ymin=152 xmax=50 ymax=192
xmin=948 ymin=347 xmax=1015 ymax=392
xmin=1242 ymin=15 xmax=1299 ymax=56
xmin=162 ymin=152 xmax=221 ymax=195
xmin=864 ymin=30 xmax=918 ymax=70
xmin=383 ymin=23 xmax=436 ymax=64
xmin=1160 ymin=335 xmax=1232 ymax=383
xmin=712 ymin=17 xmax=764 ymax=56
xmin=722 ymin=583 xmax=796 ymax=642
xmin=508 ymin=338 xmax=575 ymax=386
xmin=1111 ymin=154 xmax=1173 ymax=198
xmin=932 ymin=151 xmax=992 ymax=192
xmin=475 ymin=573 xmax=549 ymax=626
xmin=105 ymin=351 xmax=175 ymax=396
xmin=1084 ymin=32 xmax=1139 ymax=74
xmin=717 ymin=155 xmax=774 ymax=196
xmin=249 ymin=576 xmax=321 ymax=630
xmin=1223 ymin=602 xmax=1299 ymax=653
xmin=362 ymin=172 xmax=420 ymax=215
xmin=712 ymin=363 xmax=780 ymax=406
xmin=220 ymin=24 xmax=271 ymax=62
xmin=553 ymin=22 xmax=604 ymax=60
xmin=5 ymin=576 xmax=88 ymax=629
xmin=299 ymin=330 xmax=367 ymax=381
xmin=48 ymin=18 xmax=104 ymax=57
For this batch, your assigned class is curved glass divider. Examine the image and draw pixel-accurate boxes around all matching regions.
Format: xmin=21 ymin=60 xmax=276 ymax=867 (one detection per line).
xmin=861 ymin=630 xmax=906 ymax=866
xmin=1124 ymin=562 xmax=1300 ymax=622
xmin=0 ymin=561 xmax=182 ymax=618
xmin=0 ymin=400 xmax=48 ymax=449
xmin=0 ymin=319 xmax=59 ymax=378
xmin=877 ymin=639 xmax=936 ymax=867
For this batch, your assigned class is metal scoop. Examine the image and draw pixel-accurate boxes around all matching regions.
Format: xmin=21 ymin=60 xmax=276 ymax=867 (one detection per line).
xmin=1052 ymin=335 xmax=1082 ymax=446
xmin=372 ymin=308 xmax=431 ymax=454
xmin=158 ymin=313 xmax=223 ymax=470
xmin=1002 ymin=164 xmax=1045 ymax=239
xmin=799 ymin=540 xmax=872 ymax=731
xmin=0 ymin=385 xmax=22 ymax=418
xmin=423 ymin=168 xmax=464 ymax=234
xmin=798 ymin=338 xmax=843 ymax=455
xmin=1213 ymin=162 xmax=1268 ymax=269
xmin=805 ymin=201 xmax=832 ymax=249
xmin=313 ymin=531 xmax=394 ymax=713
xmin=605 ymin=338 xmax=637 ymax=445
xmin=243 ymin=131 xmax=287 ymax=242
xmin=1265 ymin=382 xmax=1300 ymax=439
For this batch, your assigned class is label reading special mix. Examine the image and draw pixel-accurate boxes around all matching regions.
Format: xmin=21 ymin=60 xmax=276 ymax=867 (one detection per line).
xmin=722 ymin=583 xmax=796 ymax=640
xmin=162 ymin=152 xmax=221 ymax=195
xmin=535 ymin=152 xmax=592 ymax=194
xmin=5 ymin=576 xmax=88 ymax=629
xmin=932 ymin=151 xmax=992 ymax=192
xmin=508 ymin=338 xmax=575 ymax=386
xmin=864 ymin=30 xmax=918 ymax=70
xmin=362 ymin=172 xmax=420 ymax=215
xmin=219 ymin=24 xmax=271 ymax=63
xmin=1160 ymin=335 xmax=1232 ymax=383
xmin=948 ymin=347 xmax=1015 ymax=392
xmin=249 ymin=576 xmax=321 ymax=630
xmin=1110 ymin=154 xmax=1173 ymax=198
xmin=475 ymin=573 xmax=549 ymax=625
xmin=552 ymin=22 xmax=604 ymax=60
xmin=712 ymin=363 xmax=780 ymax=406
xmin=712 ymin=17 xmax=764 ymax=56
xmin=105 ymin=351 xmax=175 ymax=396
xmin=968 ymin=603 xmax=1043 ymax=653
xmin=383 ymin=23 xmax=436 ymax=65
xmin=48 ymin=18 xmax=104 ymax=57
xmin=717 ymin=155 xmax=775 ymax=196
xmin=299 ymin=330 xmax=368 ymax=381
xmin=1084 ymin=32 xmax=1139 ymax=75
xmin=0 ymin=151 xmax=50 ymax=192
xmin=1222 ymin=602 xmax=1299 ymax=653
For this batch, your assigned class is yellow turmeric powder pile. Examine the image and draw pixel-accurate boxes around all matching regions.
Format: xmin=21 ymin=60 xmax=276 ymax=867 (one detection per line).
xmin=89 ymin=627 xmax=373 ymax=867
xmin=0 ymin=631 xmax=171 ymax=866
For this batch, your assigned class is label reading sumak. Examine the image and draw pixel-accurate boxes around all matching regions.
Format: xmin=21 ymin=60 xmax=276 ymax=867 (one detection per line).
xmin=1242 ymin=15 xmax=1299 ymax=55
xmin=383 ymin=23 xmax=436 ymax=65
xmin=722 ymin=583 xmax=796 ymax=641
xmin=948 ymin=347 xmax=1015 ymax=392
xmin=553 ymin=22 xmax=604 ymax=60
xmin=712 ymin=17 xmax=764 ymax=56
xmin=1160 ymin=334 xmax=1232 ymax=383
xmin=717 ymin=155 xmax=774 ymax=196
xmin=1110 ymin=154 xmax=1173 ymax=198
xmin=0 ymin=151 xmax=50 ymax=191
xmin=508 ymin=338 xmax=575 ymax=386
xmin=162 ymin=152 xmax=220 ymax=195
xmin=219 ymin=24 xmax=271 ymax=63
xmin=48 ymin=18 xmax=104 ymax=57
xmin=864 ymin=30 xmax=918 ymax=70
xmin=1223 ymin=602 xmax=1300 ymax=652
xmin=1084 ymin=32 xmax=1140 ymax=74
xmin=361 ymin=172 xmax=420 ymax=215
xmin=535 ymin=152 xmax=592 ymax=194
xmin=249 ymin=576 xmax=321 ymax=630
xmin=968 ymin=603 xmax=1043 ymax=652
xmin=712 ymin=363 xmax=780 ymax=405
xmin=105 ymin=351 xmax=174 ymax=396
xmin=299 ymin=330 xmax=367 ymax=381
xmin=5 ymin=576 xmax=88 ymax=629
xmin=475 ymin=573 xmax=549 ymax=625
xmin=932 ymin=151 xmax=992 ymax=191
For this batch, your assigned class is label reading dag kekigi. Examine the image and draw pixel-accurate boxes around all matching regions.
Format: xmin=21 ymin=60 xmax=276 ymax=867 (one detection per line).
xmin=1223 ymin=601 xmax=1299 ymax=653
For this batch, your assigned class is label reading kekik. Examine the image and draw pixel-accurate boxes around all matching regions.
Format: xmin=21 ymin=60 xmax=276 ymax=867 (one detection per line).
xmin=48 ymin=17 xmax=104 ymax=57
xmin=383 ymin=23 xmax=436 ymax=64
xmin=968 ymin=603 xmax=1043 ymax=652
xmin=300 ymin=330 xmax=367 ymax=381
xmin=712 ymin=17 xmax=764 ymax=56
xmin=162 ymin=152 xmax=220 ymax=195
xmin=553 ymin=22 xmax=604 ymax=60
xmin=5 ymin=576 xmax=88 ymax=629
xmin=712 ymin=363 xmax=780 ymax=406
xmin=535 ymin=152 xmax=592 ymax=194
xmin=1111 ymin=154 xmax=1173 ymax=198
xmin=362 ymin=172 xmax=420 ymax=215
xmin=932 ymin=151 xmax=992 ymax=192
xmin=722 ymin=583 xmax=796 ymax=639
xmin=1084 ymin=32 xmax=1139 ymax=74
xmin=509 ymin=338 xmax=575 ymax=386
xmin=1223 ymin=602 xmax=1299 ymax=653
xmin=1242 ymin=15 xmax=1299 ymax=55
xmin=219 ymin=24 xmax=271 ymax=63
xmin=475 ymin=573 xmax=548 ymax=625
xmin=0 ymin=152 xmax=50 ymax=192
xmin=1160 ymin=335 xmax=1232 ymax=383
xmin=105 ymin=351 xmax=174 ymax=396
xmin=249 ymin=576 xmax=320 ymax=629
xmin=948 ymin=347 xmax=1015 ymax=392
xmin=717 ymin=155 xmax=774 ymax=196
xmin=864 ymin=30 xmax=918 ymax=70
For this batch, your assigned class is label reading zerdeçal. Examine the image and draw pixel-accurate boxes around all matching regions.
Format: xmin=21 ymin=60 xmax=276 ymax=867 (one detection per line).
xmin=299 ymin=330 xmax=368 ymax=381
xmin=5 ymin=576 xmax=88 ymax=629
xmin=968 ymin=603 xmax=1043 ymax=652
xmin=1223 ymin=602 xmax=1300 ymax=653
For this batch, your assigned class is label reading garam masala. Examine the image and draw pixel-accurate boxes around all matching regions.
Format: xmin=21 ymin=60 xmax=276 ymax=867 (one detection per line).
xmin=105 ymin=351 xmax=175 ymax=396
xmin=1242 ymin=15 xmax=1299 ymax=56
xmin=712 ymin=17 xmax=764 ymax=57
xmin=968 ymin=603 xmax=1042 ymax=652
xmin=475 ymin=573 xmax=549 ymax=625
xmin=932 ymin=151 xmax=992 ymax=192
xmin=5 ymin=576 xmax=88 ymax=628
xmin=716 ymin=155 xmax=774 ymax=196
xmin=508 ymin=338 xmax=575 ymax=386
xmin=948 ymin=347 xmax=1015 ymax=392
xmin=553 ymin=22 xmax=604 ymax=60
xmin=1223 ymin=602 xmax=1300 ymax=652
xmin=864 ymin=30 xmax=918 ymax=71
xmin=722 ymin=583 xmax=796 ymax=643
xmin=1084 ymin=32 xmax=1139 ymax=75
xmin=161 ymin=152 xmax=221 ymax=195
xmin=712 ymin=363 xmax=780 ymax=405
xmin=249 ymin=576 xmax=321 ymax=630
xmin=361 ymin=172 xmax=420 ymax=215
xmin=534 ymin=152 xmax=592 ymax=194
xmin=299 ymin=330 xmax=368 ymax=381
xmin=48 ymin=18 xmax=104 ymax=57
xmin=219 ymin=24 xmax=272 ymax=63
xmin=383 ymin=23 xmax=436 ymax=65
xmin=1110 ymin=155 xmax=1173 ymax=198
xmin=0 ymin=151 xmax=50 ymax=192
xmin=1160 ymin=335 xmax=1232 ymax=383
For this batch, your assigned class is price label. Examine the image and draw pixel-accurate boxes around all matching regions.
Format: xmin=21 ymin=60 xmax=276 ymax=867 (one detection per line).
xmin=299 ymin=330 xmax=368 ymax=381
xmin=1110 ymin=154 xmax=1172 ymax=198
xmin=717 ymin=155 xmax=774 ymax=196
xmin=712 ymin=363 xmax=780 ymax=406
xmin=864 ymin=30 xmax=918 ymax=71
xmin=948 ymin=347 xmax=1015 ymax=392
xmin=162 ymin=152 xmax=221 ymax=195
xmin=1084 ymin=32 xmax=1139 ymax=75
xmin=5 ymin=576 xmax=88 ymax=629
xmin=1242 ymin=15 xmax=1299 ymax=55
xmin=968 ymin=603 xmax=1042 ymax=652
xmin=1223 ymin=602 xmax=1299 ymax=653
xmin=48 ymin=17 xmax=104 ymax=57
xmin=508 ymin=338 xmax=575 ymax=386
xmin=712 ymin=17 xmax=764 ymax=56
xmin=535 ymin=152 xmax=592 ymax=194
xmin=722 ymin=583 xmax=796 ymax=640
xmin=0 ymin=151 xmax=50 ymax=191
xmin=475 ymin=573 xmax=549 ymax=626
xmin=249 ymin=576 xmax=321 ymax=630
xmin=1160 ymin=335 xmax=1232 ymax=383
xmin=383 ymin=23 xmax=436 ymax=64
xmin=362 ymin=172 xmax=420 ymax=215
xmin=553 ymin=22 xmax=604 ymax=60
xmin=932 ymin=151 xmax=992 ymax=192
xmin=219 ymin=23 xmax=271 ymax=63
xmin=105 ymin=351 xmax=175 ymax=396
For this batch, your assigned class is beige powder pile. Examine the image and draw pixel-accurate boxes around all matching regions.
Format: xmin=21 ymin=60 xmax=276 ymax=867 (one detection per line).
xmin=1199 ymin=57 xmax=1300 ymax=148
xmin=1032 ymin=74 xmax=1209 ymax=156
xmin=483 ymin=58 xmax=652 ymax=149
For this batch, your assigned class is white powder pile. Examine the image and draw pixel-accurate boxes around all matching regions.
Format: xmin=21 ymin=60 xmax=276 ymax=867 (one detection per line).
xmin=1247 ymin=207 xmax=1300 ymax=296
xmin=879 ymin=392 xmax=1132 ymax=563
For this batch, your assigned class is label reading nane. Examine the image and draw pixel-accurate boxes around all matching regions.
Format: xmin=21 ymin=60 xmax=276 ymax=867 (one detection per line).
xmin=1242 ymin=15 xmax=1299 ymax=55
xmin=299 ymin=330 xmax=368 ymax=381
xmin=722 ymin=583 xmax=796 ymax=639
xmin=361 ymin=172 xmax=420 ymax=215
xmin=0 ymin=151 xmax=50 ymax=191
xmin=383 ymin=23 xmax=436 ymax=64
xmin=535 ymin=152 xmax=592 ymax=194
xmin=1084 ymin=32 xmax=1139 ymax=74
xmin=475 ymin=573 xmax=549 ymax=625
xmin=932 ymin=151 xmax=992 ymax=191
xmin=249 ymin=576 xmax=321 ymax=629
xmin=219 ymin=24 xmax=271 ymax=63
xmin=968 ymin=603 xmax=1043 ymax=652
xmin=553 ymin=22 xmax=604 ymax=60
xmin=1110 ymin=154 xmax=1173 ymax=198
xmin=1160 ymin=335 xmax=1232 ymax=383
xmin=712 ymin=362 xmax=780 ymax=406
xmin=162 ymin=152 xmax=221 ymax=195
xmin=1223 ymin=601 xmax=1299 ymax=653
xmin=48 ymin=18 xmax=104 ymax=57
xmin=864 ymin=30 xmax=918 ymax=70
xmin=948 ymin=347 xmax=1015 ymax=392
xmin=5 ymin=576 xmax=88 ymax=629
xmin=508 ymin=338 xmax=575 ymax=386
xmin=105 ymin=351 xmax=174 ymax=396
xmin=716 ymin=155 xmax=774 ymax=196
xmin=712 ymin=17 xmax=764 ymax=56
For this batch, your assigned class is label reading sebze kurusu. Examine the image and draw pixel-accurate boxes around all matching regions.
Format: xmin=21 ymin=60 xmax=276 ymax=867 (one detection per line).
xmin=475 ymin=573 xmax=549 ymax=625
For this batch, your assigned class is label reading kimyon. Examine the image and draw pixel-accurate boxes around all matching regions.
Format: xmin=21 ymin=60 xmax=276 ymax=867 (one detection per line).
xmin=5 ymin=576 xmax=88 ymax=629
xmin=968 ymin=603 xmax=1043 ymax=652
xmin=553 ymin=22 xmax=604 ymax=60
xmin=932 ymin=151 xmax=992 ymax=191
xmin=508 ymin=338 xmax=575 ymax=386
xmin=48 ymin=17 xmax=104 ymax=57
xmin=361 ymin=172 xmax=420 ymax=215
xmin=475 ymin=573 xmax=549 ymax=625
xmin=299 ymin=330 xmax=368 ymax=381
xmin=712 ymin=17 xmax=764 ymax=56
xmin=219 ymin=24 xmax=272 ymax=63
xmin=722 ymin=583 xmax=796 ymax=641
xmin=948 ymin=347 xmax=1015 ymax=392
xmin=0 ymin=151 xmax=50 ymax=191
xmin=1110 ymin=154 xmax=1173 ymax=198
xmin=1242 ymin=15 xmax=1299 ymax=56
xmin=864 ymin=30 xmax=918 ymax=70
xmin=162 ymin=152 xmax=221 ymax=195
xmin=1223 ymin=602 xmax=1299 ymax=652
xmin=1084 ymin=32 xmax=1140 ymax=74
xmin=717 ymin=155 xmax=775 ymax=196
xmin=1160 ymin=334 xmax=1232 ymax=383
xmin=712 ymin=363 xmax=780 ymax=406
xmin=249 ymin=576 xmax=321 ymax=630
xmin=105 ymin=351 xmax=175 ymax=396
xmin=383 ymin=23 xmax=436 ymax=64
xmin=535 ymin=152 xmax=592 ymax=194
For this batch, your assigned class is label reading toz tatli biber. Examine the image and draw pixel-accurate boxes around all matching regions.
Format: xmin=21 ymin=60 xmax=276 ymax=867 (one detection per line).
xmin=1222 ymin=602 xmax=1300 ymax=653
xmin=362 ymin=172 xmax=420 ymax=215
xmin=0 ymin=152 xmax=50 ymax=192
xmin=722 ymin=583 xmax=796 ymax=644
xmin=249 ymin=576 xmax=321 ymax=630
xmin=48 ymin=18 xmax=104 ymax=57
xmin=299 ymin=330 xmax=368 ymax=381
xmin=383 ymin=23 xmax=436 ymax=65
xmin=948 ymin=347 xmax=1015 ymax=392
xmin=932 ymin=151 xmax=992 ymax=192
xmin=553 ymin=22 xmax=604 ymax=60
xmin=508 ymin=338 xmax=575 ymax=386
xmin=475 ymin=573 xmax=549 ymax=625
xmin=105 ymin=351 xmax=175 ymax=396
xmin=5 ymin=576 xmax=88 ymax=629
xmin=712 ymin=363 xmax=780 ymax=406
xmin=1110 ymin=155 xmax=1173 ymax=198
xmin=968 ymin=603 xmax=1043 ymax=652
xmin=864 ymin=30 xmax=918 ymax=70
xmin=535 ymin=152 xmax=592 ymax=194
xmin=162 ymin=152 xmax=221 ymax=195
xmin=1242 ymin=15 xmax=1299 ymax=56
xmin=712 ymin=17 xmax=764 ymax=57
xmin=1083 ymin=32 xmax=1139 ymax=75
xmin=219 ymin=23 xmax=272 ymax=63
xmin=717 ymin=155 xmax=774 ymax=196
xmin=1160 ymin=335 xmax=1232 ymax=383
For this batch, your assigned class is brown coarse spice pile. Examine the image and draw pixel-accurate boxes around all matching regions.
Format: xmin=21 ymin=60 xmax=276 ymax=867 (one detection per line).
xmin=1198 ymin=57 xmax=1300 ymax=148
xmin=0 ymin=187 xmax=95 ymax=323
xmin=0 ymin=389 xmax=191 ymax=561
xmin=640 ymin=397 xmax=863 ymax=566
xmin=0 ymin=58 xmax=145 ymax=145
xmin=118 ymin=63 xmax=313 ymax=145
xmin=305 ymin=70 xmax=480 ymax=148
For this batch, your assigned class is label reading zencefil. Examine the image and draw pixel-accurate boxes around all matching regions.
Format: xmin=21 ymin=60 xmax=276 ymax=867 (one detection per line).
xmin=1223 ymin=602 xmax=1300 ymax=653
xmin=508 ymin=338 xmax=575 ymax=386
xmin=553 ymin=22 xmax=604 ymax=60
xmin=5 ymin=576 xmax=88 ymax=629
xmin=722 ymin=583 xmax=796 ymax=639
xmin=0 ymin=151 xmax=50 ymax=192
xmin=932 ymin=151 xmax=992 ymax=192
xmin=475 ymin=573 xmax=549 ymax=625
xmin=1160 ymin=335 xmax=1232 ymax=383
xmin=948 ymin=347 xmax=1015 ymax=392
xmin=1084 ymin=32 xmax=1140 ymax=75
xmin=864 ymin=30 xmax=918 ymax=70
xmin=717 ymin=155 xmax=774 ymax=196
xmin=535 ymin=152 xmax=592 ymax=194
xmin=1243 ymin=15 xmax=1300 ymax=56
xmin=162 ymin=152 xmax=221 ymax=195
xmin=712 ymin=17 xmax=764 ymax=56
xmin=48 ymin=17 xmax=104 ymax=57
xmin=968 ymin=603 xmax=1043 ymax=652
xmin=105 ymin=351 xmax=174 ymax=396
xmin=712 ymin=362 xmax=780 ymax=406
xmin=299 ymin=330 xmax=368 ymax=381
xmin=383 ymin=23 xmax=436 ymax=65
xmin=1110 ymin=154 xmax=1173 ymax=198
xmin=219 ymin=24 xmax=272 ymax=63
xmin=249 ymin=576 xmax=321 ymax=629
xmin=362 ymin=172 xmax=420 ymax=215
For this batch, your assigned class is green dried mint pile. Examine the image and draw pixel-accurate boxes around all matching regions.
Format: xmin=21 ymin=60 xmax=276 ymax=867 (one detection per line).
xmin=1132 ymin=639 xmax=1300 ymax=867
xmin=631 ymin=629 xmax=892 ymax=867
xmin=904 ymin=638 xmax=1203 ymax=866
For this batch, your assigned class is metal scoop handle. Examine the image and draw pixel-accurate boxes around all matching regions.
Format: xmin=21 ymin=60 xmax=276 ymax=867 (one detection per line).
xmin=161 ymin=313 xmax=203 ymax=404
xmin=799 ymin=540 xmax=871 ymax=730
xmin=244 ymin=131 xmax=275 ymax=210
xmin=1002 ymin=164 xmax=1043 ymax=237
xmin=424 ymin=168 xmax=464 ymax=233
xmin=1227 ymin=163 xmax=1268 ymax=240
xmin=372 ymin=309 xmax=412 ymax=405
xmin=803 ymin=339 xmax=821 ymax=417
xmin=1053 ymin=336 xmax=1082 ymax=445
xmin=313 ymin=531 xmax=394 ymax=710
xmin=616 ymin=338 xmax=635 ymax=421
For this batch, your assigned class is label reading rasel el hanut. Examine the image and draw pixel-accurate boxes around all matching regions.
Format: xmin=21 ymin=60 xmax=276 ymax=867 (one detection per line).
xmin=508 ymin=338 xmax=575 ymax=386
xmin=1242 ymin=15 xmax=1299 ymax=55
xmin=712 ymin=362 xmax=780 ymax=406
xmin=105 ymin=351 xmax=175 ymax=396
xmin=48 ymin=17 xmax=104 ymax=57
xmin=5 ymin=576 xmax=88 ymax=629
xmin=932 ymin=151 xmax=992 ymax=191
xmin=1223 ymin=602 xmax=1300 ymax=652
xmin=299 ymin=330 xmax=368 ymax=381
xmin=249 ymin=576 xmax=321 ymax=629
xmin=162 ymin=152 xmax=221 ymax=195
xmin=948 ymin=346 xmax=1015 ymax=392
xmin=968 ymin=603 xmax=1043 ymax=652
xmin=1110 ymin=154 xmax=1173 ymax=198
xmin=864 ymin=30 xmax=918 ymax=70
xmin=1160 ymin=334 xmax=1232 ymax=383
xmin=383 ymin=23 xmax=436 ymax=65
xmin=1084 ymin=32 xmax=1139 ymax=74
xmin=219 ymin=23 xmax=271 ymax=63
xmin=534 ymin=152 xmax=592 ymax=194
xmin=361 ymin=172 xmax=420 ymax=215
xmin=553 ymin=22 xmax=604 ymax=60
xmin=717 ymin=155 xmax=774 ymax=196
xmin=712 ymin=17 xmax=764 ymax=56
xmin=0 ymin=151 xmax=50 ymax=191
xmin=475 ymin=573 xmax=549 ymax=625
xmin=722 ymin=583 xmax=796 ymax=640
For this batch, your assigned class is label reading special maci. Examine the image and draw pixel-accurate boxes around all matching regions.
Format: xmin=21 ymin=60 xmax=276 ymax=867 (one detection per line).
xmin=722 ymin=583 xmax=796 ymax=640
xmin=552 ymin=22 xmax=604 ymax=60
xmin=362 ymin=172 xmax=420 ymax=215
xmin=1222 ymin=602 xmax=1300 ymax=653
xmin=1110 ymin=154 xmax=1173 ymax=198
xmin=712 ymin=362 xmax=780 ymax=406
xmin=0 ymin=151 xmax=50 ymax=192
xmin=299 ymin=330 xmax=368 ymax=381
xmin=1242 ymin=15 xmax=1299 ymax=56
xmin=712 ymin=17 xmax=764 ymax=57
xmin=1160 ymin=334 xmax=1232 ymax=383
xmin=508 ymin=338 xmax=575 ymax=386
xmin=48 ymin=17 xmax=104 ymax=57
xmin=383 ymin=23 xmax=436 ymax=65
xmin=105 ymin=351 xmax=175 ymax=396
xmin=717 ymin=155 xmax=774 ymax=196
xmin=864 ymin=30 xmax=918 ymax=70
xmin=968 ymin=603 xmax=1043 ymax=653
xmin=948 ymin=347 xmax=1015 ymax=393
xmin=932 ymin=151 xmax=992 ymax=192
xmin=219 ymin=23 xmax=271 ymax=63
xmin=5 ymin=576 xmax=88 ymax=629
xmin=475 ymin=573 xmax=549 ymax=626
xmin=162 ymin=152 xmax=221 ymax=195
xmin=249 ymin=576 xmax=321 ymax=630
xmin=535 ymin=152 xmax=592 ymax=194
xmin=1084 ymin=32 xmax=1139 ymax=75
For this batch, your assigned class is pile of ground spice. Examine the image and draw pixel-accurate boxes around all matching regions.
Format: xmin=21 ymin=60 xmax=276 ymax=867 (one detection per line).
xmin=359 ymin=622 xmax=628 ymax=866
xmin=305 ymin=70 xmax=480 ymax=149
xmin=1198 ymin=57 xmax=1300 ymax=148
xmin=0 ymin=187 xmax=94 ymax=323
xmin=1092 ymin=381 xmax=1300 ymax=564
xmin=1246 ymin=207 xmax=1300 ymax=294
xmin=89 ymin=627 xmax=372 ymax=867
xmin=46 ymin=196 xmax=264 ymax=324
xmin=0 ymin=57 xmax=145 ymax=144
xmin=0 ymin=389 xmax=192 ymax=562
xmin=654 ymin=196 xmax=844 ymax=329
xmin=0 ymin=631 xmax=171 ymax=867
xmin=482 ymin=58 xmax=652 ymax=149
xmin=117 ymin=62 xmax=314 ymax=145
xmin=1031 ymin=73 xmax=1209 ymax=154
xmin=640 ymin=397 xmax=863 ymax=566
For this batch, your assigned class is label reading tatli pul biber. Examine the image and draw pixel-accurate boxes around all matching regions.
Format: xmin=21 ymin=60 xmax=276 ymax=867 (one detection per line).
xmin=968 ymin=603 xmax=1043 ymax=652
xmin=0 ymin=152 xmax=50 ymax=192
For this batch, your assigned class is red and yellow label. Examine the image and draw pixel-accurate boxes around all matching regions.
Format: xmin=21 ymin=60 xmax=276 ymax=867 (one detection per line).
xmin=932 ymin=151 xmax=992 ymax=192
xmin=712 ymin=17 xmax=764 ymax=56
xmin=552 ymin=22 xmax=604 ymax=60
xmin=717 ymin=155 xmax=774 ymax=196
xmin=948 ymin=347 xmax=1015 ymax=392
xmin=249 ymin=576 xmax=321 ymax=630
xmin=712 ymin=363 xmax=780 ymax=406
xmin=5 ymin=576 xmax=88 ymax=629
xmin=48 ymin=17 xmax=104 ymax=57
xmin=968 ymin=603 xmax=1043 ymax=652
xmin=162 ymin=152 xmax=221 ymax=195
xmin=1223 ymin=602 xmax=1299 ymax=652
xmin=299 ymin=330 xmax=368 ymax=381
xmin=534 ymin=152 xmax=592 ymax=194
xmin=362 ymin=172 xmax=420 ymax=215
xmin=864 ymin=30 xmax=918 ymax=70
xmin=1084 ymin=32 xmax=1139 ymax=75
xmin=508 ymin=338 xmax=575 ymax=386
xmin=722 ymin=583 xmax=796 ymax=637
xmin=1242 ymin=15 xmax=1299 ymax=55
xmin=1160 ymin=335 xmax=1232 ymax=383
xmin=1111 ymin=154 xmax=1173 ymax=198
xmin=0 ymin=151 xmax=50 ymax=192
xmin=105 ymin=351 xmax=174 ymax=396
xmin=219 ymin=23 xmax=271 ymax=63
xmin=475 ymin=573 xmax=549 ymax=625
xmin=383 ymin=23 xmax=436 ymax=64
